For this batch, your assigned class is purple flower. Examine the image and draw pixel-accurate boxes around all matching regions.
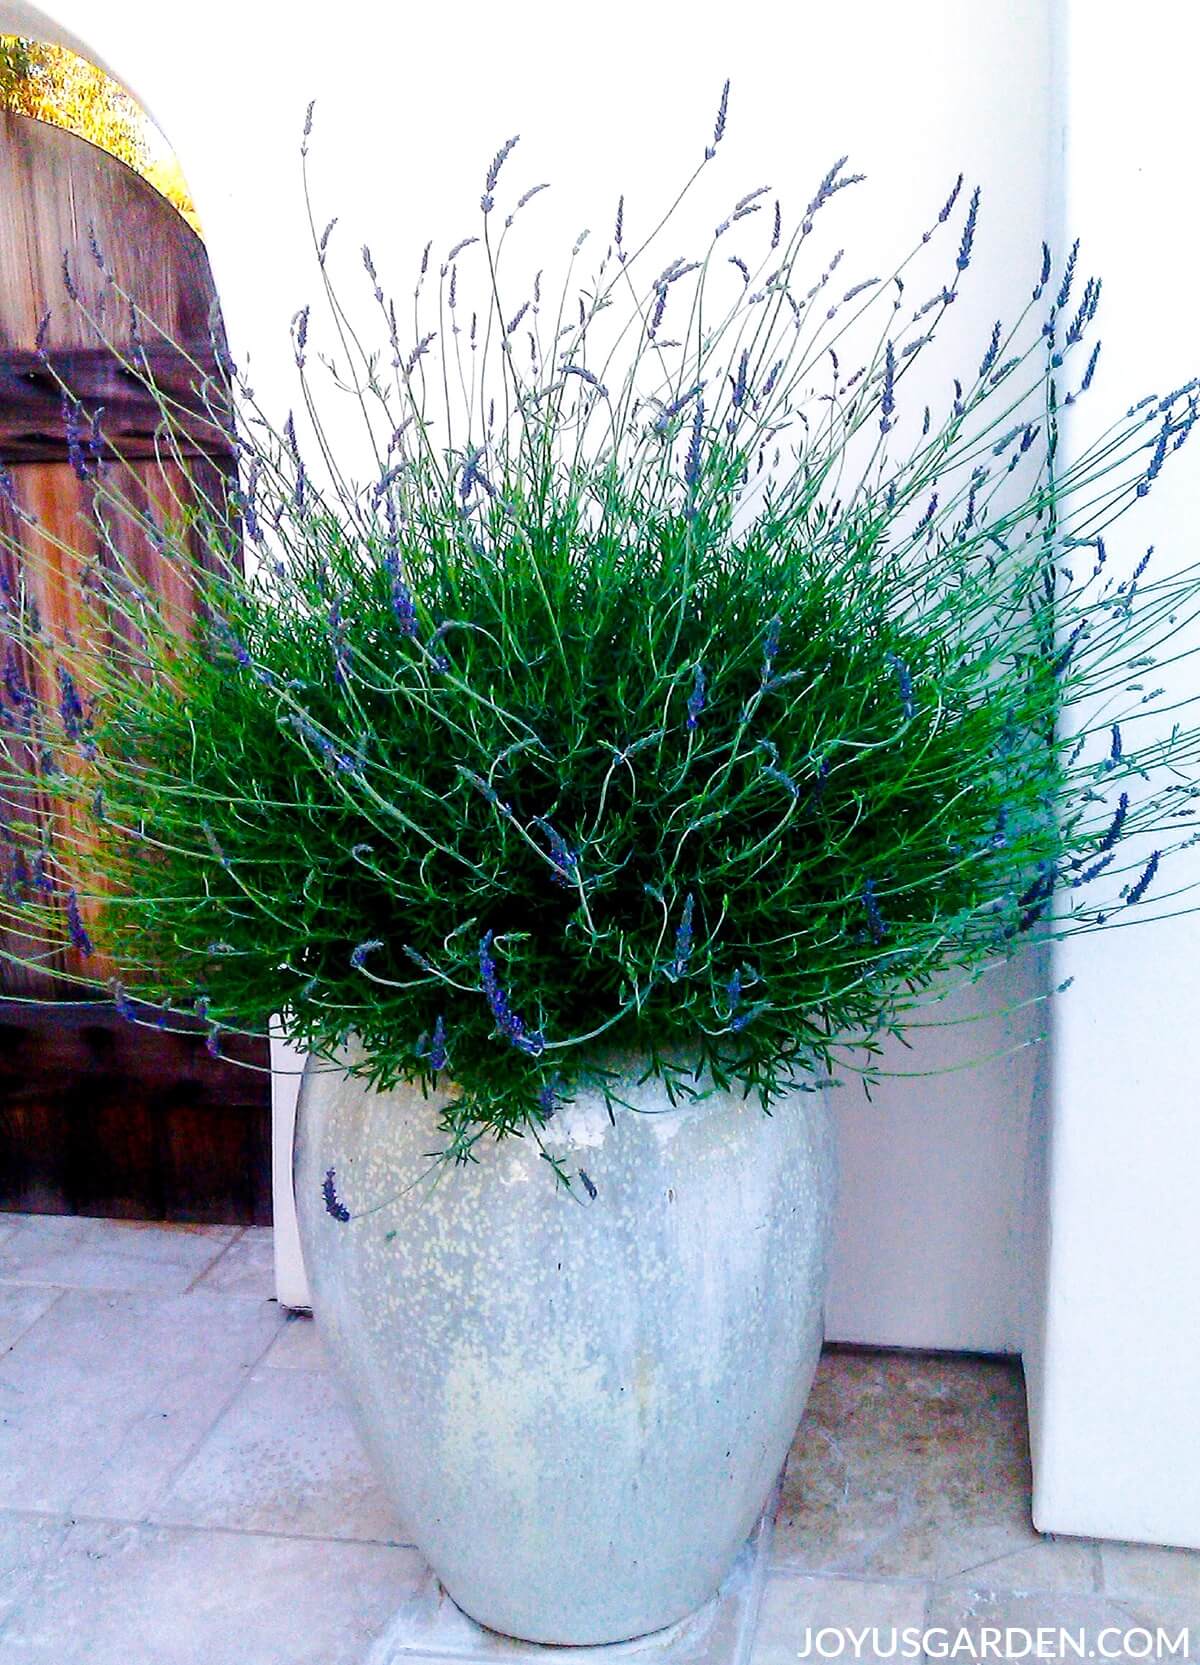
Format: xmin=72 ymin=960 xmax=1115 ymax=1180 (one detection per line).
xmin=672 ymin=893 xmax=695 ymax=977
xmin=292 ymin=305 xmax=310 ymax=368
xmin=937 ymin=173 xmax=964 ymax=224
xmin=429 ymin=1015 xmax=447 ymax=1072
xmin=978 ymin=321 xmax=1002 ymax=380
xmin=885 ymin=652 xmax=916 ymax=720
xmin=322 ymin=1168 xmax=351 ymax=1223
xmin=1017 ymin=866 xmax=1057 ymax=932
xmin=1137 ymin=422 xmax=1170 ymax=496
xmin=533 ymin=817 xmax=578 ymax=886
xmin=479 ymin=932 xmax=544 ymax=1055
xmin=404 ymin=333 xmax=436 ymax=375
xmin=110 ymin=980 xmax=139 ymax=1024
xmin=286 ymin=713 xmax=363 ymax=776
xmin=62 ymin=396 xmax=90 ymax=481
xmin=801 ymin=157 xmax=864 ymax=234
xmin=1125 ymin=851 xmax=1161 ymax=906
xmin=66 ymin=890 xmax=93 ymax=956
xmin=956 ymin=187 xmax=981 ymax=272
xmin=684 ymin=399 xmax=705 ymax=508
xmin=482 ymin=134 xmax=520 ymax=212
xmin=705 ymin=79 xmax=730 ymax=160
xmin=388 ymin=567 xmax=418 ymax=637
xmin=731 ymin=349 xmax=749 ymax=409
xmin=880 ymin=339 xmax=896 ymax=434
xmin=862 ymin=878 xmax=888 ymax=944
xmin=762 ymin=615 xmax=782 ymax=683
xmin=686 ymin=663 xmax=707 ymax=730
xmin=1034 ymin=240 xmax=1052 ymax=299
xmin=1055 ymin=239 xmax=1080 ymax=313
xmin=350 ymin=939 xmax=383 ymax=970
xmin=57 ymin=666 xmax=86 ymax=740
xmin=562 ymin=365 xmax=609 ymax=397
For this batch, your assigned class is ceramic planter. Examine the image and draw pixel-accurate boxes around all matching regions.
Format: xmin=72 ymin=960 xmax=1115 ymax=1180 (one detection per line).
xmin=294 ymin=1047 xmax=836 ymax=1645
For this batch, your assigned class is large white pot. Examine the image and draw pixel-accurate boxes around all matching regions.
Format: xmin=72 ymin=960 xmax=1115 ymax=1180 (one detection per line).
xmin=293 ymin=1047 xmax=836 ymax=1645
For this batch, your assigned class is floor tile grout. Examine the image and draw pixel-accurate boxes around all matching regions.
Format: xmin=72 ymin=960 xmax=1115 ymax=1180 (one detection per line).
xmin=181 ymin=1225 xmax=247 ymax=1295
xmin=0 ymin=1501 xmax=417 ymax=1551
xmin=116 ymin=1301 xmax=288 ymax=1515
xmin=0 ymin=1285 xmax=66 ymax=1353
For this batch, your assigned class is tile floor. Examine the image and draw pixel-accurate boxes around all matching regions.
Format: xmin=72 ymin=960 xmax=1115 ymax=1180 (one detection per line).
xmin=0 ymin=1214 xmax=1197 ymax=1663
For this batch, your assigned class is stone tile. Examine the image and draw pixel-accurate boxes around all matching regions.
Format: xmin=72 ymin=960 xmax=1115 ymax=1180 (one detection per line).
xmin=261 ymin=1312 xmax=328 ymax=1371
xmin=0 ymin=1214 xmax=89 ymax=1239
xmin=1101 ymin=1541 xmax=1200 ymax=1604
xmin=0 ymin=1518 xmax=426 ymax=1665
xmin=940 ymin=1539 xmax=1101 ymax=1595
xmin=751 ymin=1574 xmax=928 ymax=1665
xmin=775 ymin=1350 xmax=1038 ymax=1581
xmin=0 ymin=1288 xmax=282 ymax=1516
xmin=925 ymin=1583 xmax=1200 ymax=1664
xmin=0 ymin=1289 xmax=60 ymax=1354
xmin=191 ymin=1227 xmax=275 ymax=1299
xmin=0 ymin=1513 xmax=71 ymax=1632
xmin=0 ymin=1217 xmax=236 ymax=1295
xmin=153 ymin=1361 xmax=406 ymax=1544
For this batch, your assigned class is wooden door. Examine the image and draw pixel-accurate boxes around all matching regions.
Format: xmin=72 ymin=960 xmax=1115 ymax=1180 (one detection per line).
xmin=0 ymin=111 xmax=270 ymax=1224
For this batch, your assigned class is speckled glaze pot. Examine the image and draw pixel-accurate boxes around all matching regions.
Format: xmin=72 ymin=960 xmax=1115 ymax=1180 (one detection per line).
xmin=293 ymin=1046 xmax=836 ymax=1646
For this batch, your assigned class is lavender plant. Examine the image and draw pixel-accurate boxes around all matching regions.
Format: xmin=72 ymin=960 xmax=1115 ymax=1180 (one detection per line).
xmin=1 ymin=88 xmax=1198 ymax=1168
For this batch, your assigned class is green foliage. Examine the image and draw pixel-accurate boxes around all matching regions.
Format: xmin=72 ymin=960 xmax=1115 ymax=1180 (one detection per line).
xmin=0 ymin=35 xmax=200 ymax=232
xmin=1 ymin=99 xmax=1197 ymax=1159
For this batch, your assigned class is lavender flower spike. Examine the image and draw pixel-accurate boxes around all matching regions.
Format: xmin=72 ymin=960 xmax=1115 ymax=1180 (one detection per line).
xmin=885 ymin=652 xmax=916 ymax=720
xmin=862 ymin=878 xmax=888 ymax=943
xmin=672 ymin=893 xmax=695 ymax=977
xmin=956 ymin=186 xmax=981 ymax=273
xmin=57 ymin=665 xmax=85 ymax=740
xmin=705 ymin=79 xmax=730 ymax=161
xmin=1125 ymin=850 xmax=1161 ymax=907
xmin=532 ymin=817 xmax=578 ymax=886
xmin=350 ymin=939 xmax=384 ymax=970
xmin=880 ymin=339 xmax=896 ymax=434
xmin=322 ymin=1168 xmax=351 ymax=1223
xmin=66 ymin=889 xmax=93 ymax=956
xmin=762 ymin=615 xmax=782 ymax=683
xmin=481 ymin=134 xmax=520 ymax=212
xmin=479 ymin=931 xmax=545 ymax=1055
xmin=429 ymin=1015 xmax=447 ymax=1072
xmin=686 ymin=663 xmax=707 ymax=730
xmin=1097 ymin=792 xmax=1129 ymax=853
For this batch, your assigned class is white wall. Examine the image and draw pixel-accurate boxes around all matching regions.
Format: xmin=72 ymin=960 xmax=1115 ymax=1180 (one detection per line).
xmin=1025 ymin=0 xmax=1200 ymax=1549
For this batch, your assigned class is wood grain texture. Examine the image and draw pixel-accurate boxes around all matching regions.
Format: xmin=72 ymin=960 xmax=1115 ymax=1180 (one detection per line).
xmin=0 ymin=113 xmax=268 ymax=1224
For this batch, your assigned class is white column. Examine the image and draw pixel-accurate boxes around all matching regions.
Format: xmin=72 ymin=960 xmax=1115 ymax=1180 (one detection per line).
xmin=1024 ymin=0 xmax=1200 ymax=1550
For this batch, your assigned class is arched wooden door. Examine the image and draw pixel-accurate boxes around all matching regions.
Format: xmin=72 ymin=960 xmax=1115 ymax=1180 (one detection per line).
xmin=0 ymin=111 xmax=270 ymax=1224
